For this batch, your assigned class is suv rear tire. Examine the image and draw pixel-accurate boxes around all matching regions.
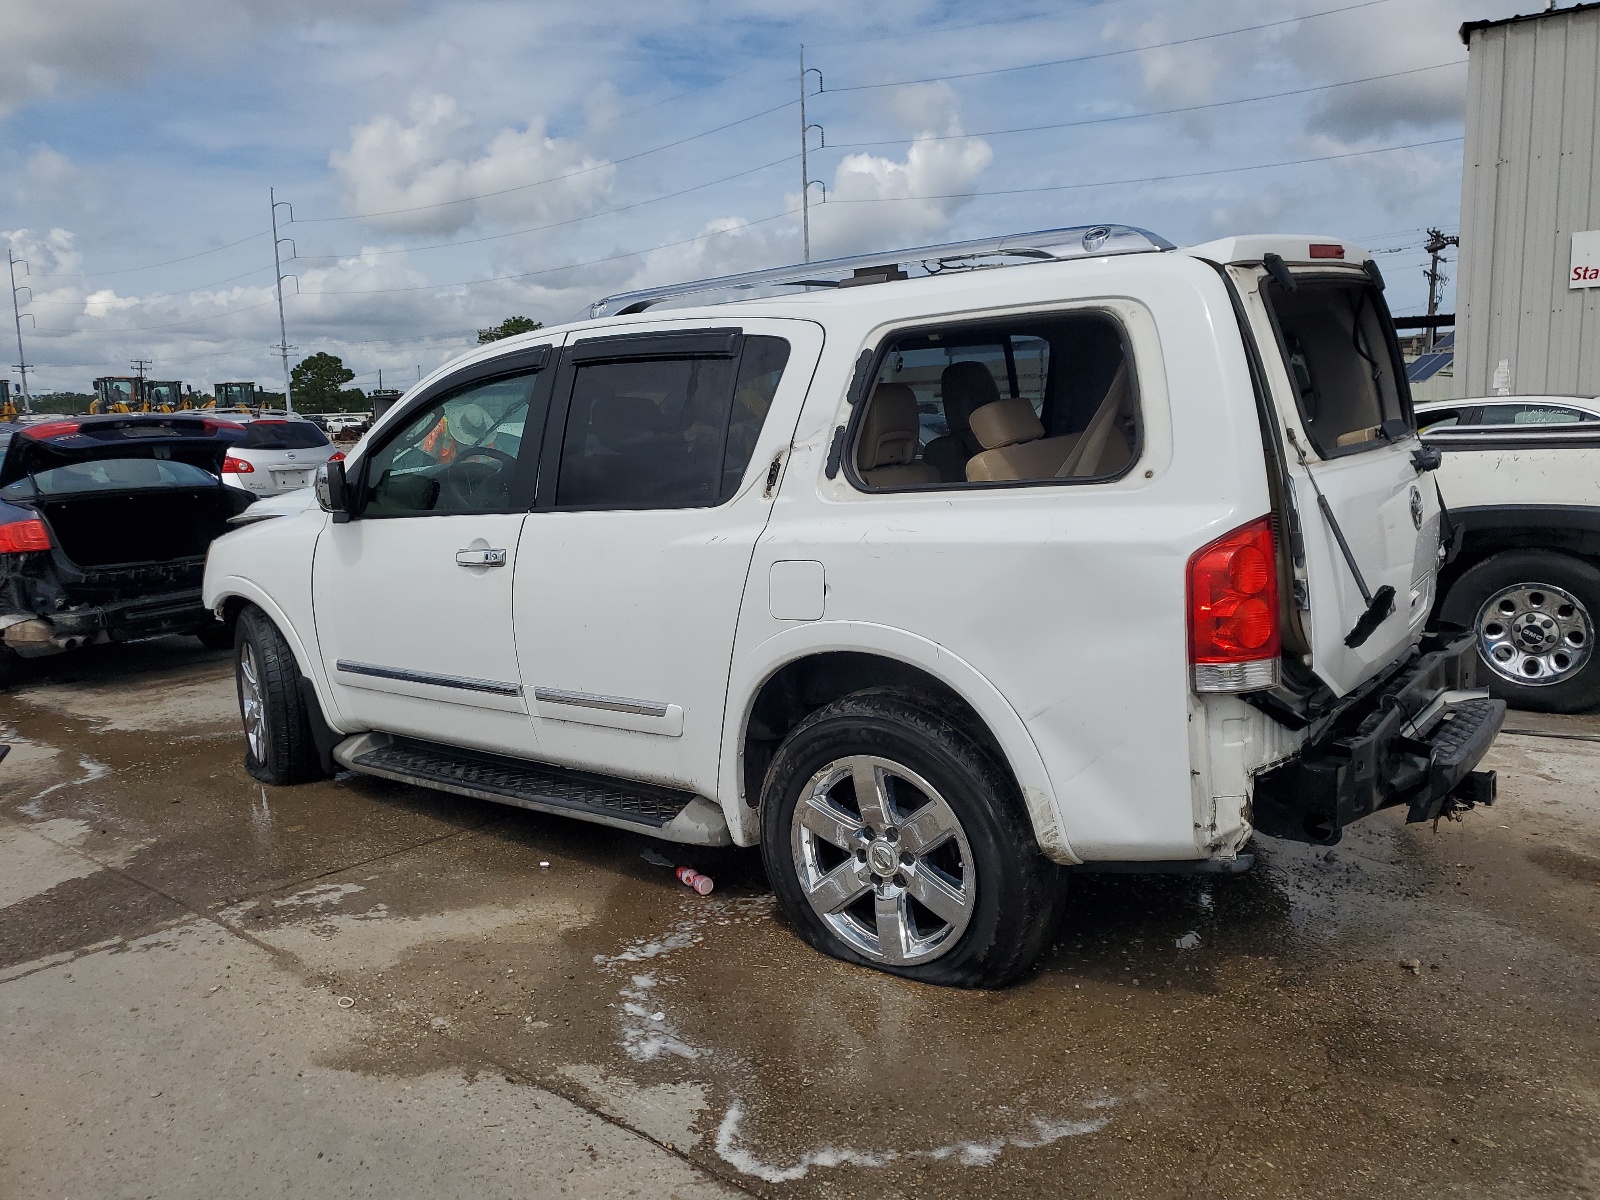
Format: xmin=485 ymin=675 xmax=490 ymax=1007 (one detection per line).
xmin=759 ymin=689 xmax=1063 ymax=988
xmin=1440 ymin=549 xmax=1600 ymax=713
xmin=236 ymin=605 xmax=328 ymax=784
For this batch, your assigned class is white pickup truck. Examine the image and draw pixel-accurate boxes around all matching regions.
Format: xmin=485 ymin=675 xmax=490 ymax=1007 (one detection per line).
xmin=1423 ymin=409 xmax=1600 ymax=712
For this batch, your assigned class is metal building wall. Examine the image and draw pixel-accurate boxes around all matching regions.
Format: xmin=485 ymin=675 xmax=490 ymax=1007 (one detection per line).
xmin=1458 ymin=5 xmax=1600 ymax=398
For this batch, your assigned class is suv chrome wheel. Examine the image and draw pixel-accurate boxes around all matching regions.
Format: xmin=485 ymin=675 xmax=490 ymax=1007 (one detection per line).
xmin=790 ymin=754 xmax=975 ymax=966
xmin=239 ymin=642 xmax=268 ymax=762
xmin=1476 ymin=582 xmax=1594 ymax=687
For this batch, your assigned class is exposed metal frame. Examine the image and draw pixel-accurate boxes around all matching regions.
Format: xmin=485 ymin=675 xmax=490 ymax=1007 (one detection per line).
xmin=588 ymin=224 xmax=1174 ymax=318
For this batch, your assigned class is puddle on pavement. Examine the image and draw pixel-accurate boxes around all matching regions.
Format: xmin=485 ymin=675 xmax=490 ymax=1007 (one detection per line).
xmin=3 ymin=644 xmax=1599 ymax=1195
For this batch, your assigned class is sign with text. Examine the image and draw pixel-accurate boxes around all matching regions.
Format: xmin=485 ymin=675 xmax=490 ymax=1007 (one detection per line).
xmin=1572 ymin=230 xmax=1600 ymax=288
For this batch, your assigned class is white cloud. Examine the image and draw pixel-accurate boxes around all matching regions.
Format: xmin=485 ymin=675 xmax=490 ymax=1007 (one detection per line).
xmin=329 ymin=93 xmax=616 ymax=235
xmin=0 ymin=0 xmax=406 ymax=118
xmin=806 ymin=83 xmax=993 ymax=259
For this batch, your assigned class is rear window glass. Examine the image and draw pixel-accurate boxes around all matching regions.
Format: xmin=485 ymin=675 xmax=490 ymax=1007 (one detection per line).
xmin=0 ymin=458 xmax=216 ymax=498
xmin=239 ymin=420 xmax=329 ymax=450
xmin=1264 ymin=278 xmax=1408 ymax=456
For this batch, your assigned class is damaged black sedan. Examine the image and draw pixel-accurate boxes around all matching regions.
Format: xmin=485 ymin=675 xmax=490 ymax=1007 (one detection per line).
xmin=0 ymin=414 xmax=253 ymax=680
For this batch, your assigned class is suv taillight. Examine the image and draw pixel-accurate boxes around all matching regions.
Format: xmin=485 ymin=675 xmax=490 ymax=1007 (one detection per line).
xmin=0 ymin=517 xmax=51 ymax=554
xmin=223 ymin=455 xmax=253 ymax=474
xmin=1188 ymin=515 xmax=1281 ymax=694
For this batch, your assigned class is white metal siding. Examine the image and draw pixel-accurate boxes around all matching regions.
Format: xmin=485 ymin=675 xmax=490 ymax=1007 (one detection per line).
xmin=1459 ymin=7 xmax=1600 ymax=398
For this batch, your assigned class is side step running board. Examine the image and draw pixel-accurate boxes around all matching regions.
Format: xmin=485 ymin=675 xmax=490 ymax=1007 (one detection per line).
xmin=332 ymin=733 xmax=732 ymax=846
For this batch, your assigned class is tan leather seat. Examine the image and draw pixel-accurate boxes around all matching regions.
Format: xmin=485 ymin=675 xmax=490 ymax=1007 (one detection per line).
xmin=964 ymin=398 xmax=1078 ymax=482
xmin=858 ymin=383 xmax=940 ymax=487
xmin=924 ymin=361 xmax=998 ymax=482
xmin=965 ymin=365 xmax=1136 ymax=483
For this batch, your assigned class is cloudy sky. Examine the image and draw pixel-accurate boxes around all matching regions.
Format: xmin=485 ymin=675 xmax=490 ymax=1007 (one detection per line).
xmin=0 ymin=0 xmax=1523 ymax=397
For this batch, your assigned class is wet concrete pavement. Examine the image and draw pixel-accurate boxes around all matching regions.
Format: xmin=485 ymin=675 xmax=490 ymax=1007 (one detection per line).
xmin=1 ymin=640 xmax=1598 ymax=1198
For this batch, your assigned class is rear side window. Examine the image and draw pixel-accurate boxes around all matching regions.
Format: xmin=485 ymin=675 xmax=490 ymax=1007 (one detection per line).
xmin=852 ymin=311 xmax=1137 ymax=489
xmin=1263 ymin=278 xmax=1408 ymax=456
xmin=553 ymin=335 xmax=789 ymax=509
xmin=0 ymin=458 xmax=216 ymax=498
xmin=1476 ymin=403 xmax=1593 ymax=426
xmin=240 ymin=420 xmax=329 ymax=450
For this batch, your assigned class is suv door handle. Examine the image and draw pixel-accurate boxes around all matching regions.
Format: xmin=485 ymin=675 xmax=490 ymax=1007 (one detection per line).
xmin=455 ymin=548 xmax=507 ymax=567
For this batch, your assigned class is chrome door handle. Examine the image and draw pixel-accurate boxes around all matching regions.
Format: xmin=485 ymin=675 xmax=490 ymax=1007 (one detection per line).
xmin=455 ymin=548 xmax=507 ymax=567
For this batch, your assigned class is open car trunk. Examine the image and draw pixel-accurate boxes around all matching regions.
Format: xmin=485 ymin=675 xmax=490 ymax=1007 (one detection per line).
xmin=39 ymin=487 xmax=244 ymax=570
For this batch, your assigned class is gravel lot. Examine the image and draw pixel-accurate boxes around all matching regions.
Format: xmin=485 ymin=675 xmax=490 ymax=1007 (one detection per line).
xmin=2 ymin=639 xmax=1598 ymax=1198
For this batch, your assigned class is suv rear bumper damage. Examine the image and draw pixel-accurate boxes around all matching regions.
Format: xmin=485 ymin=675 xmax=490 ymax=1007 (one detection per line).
xmin=1 ymin=588 xmax=211 ymax=655
xmin=1252 ymin=631 xmax=1504 ymax=845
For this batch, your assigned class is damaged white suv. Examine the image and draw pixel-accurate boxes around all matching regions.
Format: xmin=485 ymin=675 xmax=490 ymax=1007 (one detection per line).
xmin=204 ymin=226 xmax=1503 ymax=987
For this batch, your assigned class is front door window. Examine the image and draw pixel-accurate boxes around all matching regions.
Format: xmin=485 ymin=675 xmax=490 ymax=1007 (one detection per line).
xmin=362 ymin=375 xmax=536 ymax=516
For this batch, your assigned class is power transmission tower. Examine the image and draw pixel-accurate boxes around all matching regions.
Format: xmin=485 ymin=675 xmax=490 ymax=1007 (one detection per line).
xmin=799 ymin=47 xmax=825 ymax=263
xmin=8 ymin=249 xmax=33 ymax=412
xmin=270 ymin=188 xmax=297 ymax=412
xmin=1423 ymin=227 xmax=1460 ymax=353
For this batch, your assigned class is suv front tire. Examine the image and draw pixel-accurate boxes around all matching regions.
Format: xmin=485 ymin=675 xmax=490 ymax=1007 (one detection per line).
xmin=759 ymin=689 xmax=1063 ymax=988
xmin=236 ymin=605 xmax=329 ymax=785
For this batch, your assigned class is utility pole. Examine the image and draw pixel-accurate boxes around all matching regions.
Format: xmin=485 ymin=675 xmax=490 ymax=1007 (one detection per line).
xmin=1423 ymin=227 xmax=1460 ymax=353
xmin=8 ymin=249 xmax=32 ymax=412
xmin=270 ymin=188 xmax=297 ymax=412
xmin=799 ymin=47 xmax=824 ymax=263
xmin=131 ymin=357 xmax=151 ymax=408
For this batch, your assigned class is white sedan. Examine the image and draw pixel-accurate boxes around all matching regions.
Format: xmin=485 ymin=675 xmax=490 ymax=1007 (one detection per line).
xmin=1416 ymin=395 xmax=1600 ymax=431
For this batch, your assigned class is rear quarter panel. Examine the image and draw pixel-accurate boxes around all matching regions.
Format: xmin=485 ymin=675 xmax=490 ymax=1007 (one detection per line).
xmin=726 ymin=255 xmax=1275 ymax=861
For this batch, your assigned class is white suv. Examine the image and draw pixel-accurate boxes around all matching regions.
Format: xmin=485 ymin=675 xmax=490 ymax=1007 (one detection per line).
xmin=203 ymin=226 xmax=1504 ymax=986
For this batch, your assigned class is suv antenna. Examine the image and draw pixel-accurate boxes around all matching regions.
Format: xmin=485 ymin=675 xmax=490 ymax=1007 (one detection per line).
xmin=8 ymin=249 xmax=32 ymax=412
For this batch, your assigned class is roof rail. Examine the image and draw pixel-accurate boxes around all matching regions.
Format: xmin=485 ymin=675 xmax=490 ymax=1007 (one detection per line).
xmin=588 ymin=224 xmax=1174 ymax=318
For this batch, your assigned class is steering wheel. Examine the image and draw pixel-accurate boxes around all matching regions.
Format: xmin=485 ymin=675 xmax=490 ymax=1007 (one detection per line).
xmin=440 ymin=446 xmax=517 ymax=510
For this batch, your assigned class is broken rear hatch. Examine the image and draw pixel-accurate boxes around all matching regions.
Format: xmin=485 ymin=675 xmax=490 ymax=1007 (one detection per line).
xmin=1222 ymin=243 xmax=1442 ymax=696
xmin=0 ymin=415 xmax=250 ymax=631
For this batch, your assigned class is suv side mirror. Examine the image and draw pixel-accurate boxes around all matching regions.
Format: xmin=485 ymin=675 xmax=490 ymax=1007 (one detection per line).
xmin=315 ymin=459 xmax=350 ymax=520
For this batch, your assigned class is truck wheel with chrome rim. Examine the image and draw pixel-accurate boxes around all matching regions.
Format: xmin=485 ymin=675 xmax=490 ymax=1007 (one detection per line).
xmin=235 ymin=605 xmax=328 ymax=785
xmin=759 ymin=689 xmax=1063 ymax=987
xmin=1441 ymin=550 xmax=1600 ymax=713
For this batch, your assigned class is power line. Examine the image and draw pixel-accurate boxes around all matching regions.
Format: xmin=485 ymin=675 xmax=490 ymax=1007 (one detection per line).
xmin=292 ymin=99 xmax=798 ymax=224
xmin=25 ymin=264 xmax=276 ymax=306
xmin=33 ymin=297 xmax=280 ymax=335
xmin=32 ymin=230 xmax=271 ymax=279
xmin=826 ymin=61 xmax=1466 ymax=150
xmin=292 ymin=154 xmax=796 ymax=261
xmin=818 ymin=136 xmax=1464 ymax=207
xmin=829 ymin=0 xmax=1407 ymax=92
xmin=311 ymin=208 xmax=801 ymax=296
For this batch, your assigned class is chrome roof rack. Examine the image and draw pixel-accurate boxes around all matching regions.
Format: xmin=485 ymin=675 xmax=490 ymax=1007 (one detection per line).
xmin=588 ymin=224 xmax=1174 ymax=318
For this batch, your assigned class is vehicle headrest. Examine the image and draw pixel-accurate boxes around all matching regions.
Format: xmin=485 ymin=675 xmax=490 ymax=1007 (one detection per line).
xmin=858 ymin=383 xmax=922 ymax=469
xmin=969 ymin=397 xmax=1045 ymax=449
xmin=939 ymin=361 xmax=1001 ymax=434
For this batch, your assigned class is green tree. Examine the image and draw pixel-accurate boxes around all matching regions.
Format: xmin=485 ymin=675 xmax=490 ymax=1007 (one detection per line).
xmin=290 ymin=352 xmax=355 ymax=408
xmin=477 ymin=316 xmax=543 ymax=344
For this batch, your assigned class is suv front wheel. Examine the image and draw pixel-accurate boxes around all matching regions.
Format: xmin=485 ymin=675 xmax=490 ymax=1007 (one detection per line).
xmin=236 ymin=605 xmax=329 ymax=785
xmin=760 ymin=690 xmax=1063 ymax=988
